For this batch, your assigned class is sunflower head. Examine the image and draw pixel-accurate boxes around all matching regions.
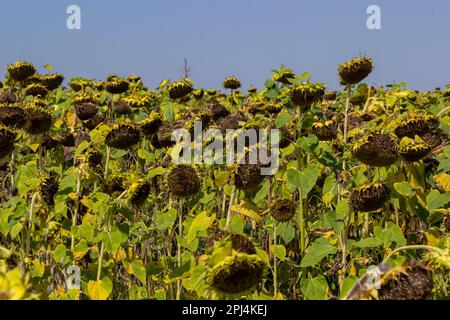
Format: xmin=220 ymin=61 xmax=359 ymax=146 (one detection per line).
xmin=0 ymin=125 xmax=17 ymax=158
xmin=349 ymin=181 xmax=390 ymax=212
xmin=0 ymin=92 xmax=18 ymax=104
xmin=7 ymin=61 xmax=36 ymax=82
xmin=22 ymin=74 xmax=43 ymax=86
xmin=230 ymin=234 xmax=256 ymax=254
xmin=209 ymin=101 xmax=230 ymax=120
xmin=352 ymin=132 xmax=398 ymax=167
xmin=265 ymin=102 xmax=283 ymax=114
xmin=94 ymin=81 xmax=105 ymax=91
xmin=167 ymin=81 xmax=193 ymax=100
xmin=247 ymin=87 xmax=258 ymax=94
xmin=311 ymin=120 xmax=337 ymax=141
xmin=139 ymin=111 xmax=162 ymax=136
xmin=113 ymin=100 xmax=132 ymax=115
xmin=234 ymin=158 xmax=264 ymax=191
xmin=193 ymin=89 xmax=205 ymax=99
xmin=24 ymin=83 xmax=48 ymax=98
xmin=84 ymin=148 xmax=102 ymax=172
xmin=167 ymin=164 xmax=201 ymax=197
xmin=394 ymin=115 xmax=438 ymax=138
xmin=399 ymin=138 xmax=432 ymax=162
xmin=103 ymin=174 xmax=126 ymax=194
xmin=291 ymin=82 xmax=326 ymax=106
xmin=206 ymin=89 xmax=217 ymax=96
xmin=206 ymin=253 xmax=267 ymax=298
xmin=105 ymin=78 xmax=130 ymax=94
xmin=74 ymin=102 xmax=98 ymax=121
xmin=323 ymin=91 xmax=337 ymax=101
xmin=338 ymin=56 xmax=373 ymax=86
xmin=40 ymin=173 xmax=59 ymax=207
xmin=58 ymin=132 xmax=75 ymax=147
xmin=83 ymin=114 xmax=105 ymax=131
xmin=0 ymin=104 xmax=26 ymax=129
xmin=272 ymin=70 xmax=295 ymax=85
xmin=42 ymin=74 xmax=64 ymax=90
xmin=270 ymin=199 xmax=295 ymax=222
xmin=127 ymin=178 xmax=151 ymax=207
xmin=222 ymin=77 xmax=241 ymax=90
xmin=23 ymin=105 xmax=52 ymax=134
xmin=122 ymin=93 xmax=152 ymax=108
xmin=68 ymin=77 xmax=92 ymax=92
xmin=105 ymin=122 xmax=141 ymax=150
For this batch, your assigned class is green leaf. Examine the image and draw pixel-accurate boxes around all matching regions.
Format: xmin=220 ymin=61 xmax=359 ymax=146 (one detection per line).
xmin=352 ymin=237 xmax=382 ymax=248
xmin=270 ymin=245 xmax=286 ymax=261
xmin=335 ymin=199 xmax=350 ymax=219
xmin=277 ymin=223 xmax=296 ymax=245
xmin=394 ymin=182 xmax=414 ymax=197
xmin=426 ymin=190 xmax=450 ymax=210
xmin=300 ymin=238 xmax=338 ymax=267
xmin=340 ymin=276 xmax=359 ymax=298
xmin=53 ymin=244 xmax=70 ymax=265
xmin=187 ymin=211 xmax=216 ymax=242
xmin=374 ymin=222 xmax=406 ymax=248
xmin=73 ymin=240 xmax=89 ymax=260
xmin=274 ymin=112 xmax=291 ymax=129
xmin=300 ymin=275 xmax=328 ymax=300
xmin=101 ymin=230 xmax=123 ymax=254
xmin=287 ymin=162 xmax=320 ymax=197
xmin=147 ymin=167 xmax=166 ymax=179
xmin=297 ymin=134 xmax=319 ymax=152
xmin=129 ymin=259 xmax=147 ymax=285
xmin=253 ymin=180 xmax=269 ymax=204
xmin=156 ymin=208 xmax=177 ymax=231
xmin=10 ymin=223 xmax=23 ymax=240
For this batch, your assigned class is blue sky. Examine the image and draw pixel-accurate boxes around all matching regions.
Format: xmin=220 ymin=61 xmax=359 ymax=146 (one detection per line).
xmin=0 ymin=0 xmax=449 ymax=90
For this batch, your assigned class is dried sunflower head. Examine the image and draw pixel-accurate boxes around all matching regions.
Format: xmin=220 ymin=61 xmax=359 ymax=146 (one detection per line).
xmin=23 ymin=105 xmax=52 ymax=134
xmin=105 ymin=122 xmax=141 ymax=150
xmin=338 ymin=56 xmax=373 ymax=86
xmin=209 ymin=101 xmax=230 ymax=120
xmin=349 ymin=181 xmax=390 ymax=212
xmin=222 ymin=77 xmax=241 ymax=90
xmin=24 ymin=83 xmax=48 ymax=98
xmin=58 ymin=132 xmax=75 ymax=147
xmin=105 ymin=78 xmax=129 ymax=94
xmin=84 ymin=148 xmax=102 ymax=172
xmin=7 ymin=61 xmax=36 ymax=81
xmin=394 ymin=115 xmax=438 ymax=138
xmin=139 ymin=111 xmax=162 ymax=136
xmin=0 ymin=125 xmax=16 ymax=158
xmin=193 ymin=89 xmax=205 ymax=99
xmin=127 ymin=179 xmax=151 ymax=207
xmin=272 ymin=70 xmax=295 ymax=85
xmin=167 ymin=164 xmax=201 ymax=197
xmin=323 ymin=91 xmax=337 ymax=101
xmin=0 ymin=104 xmax=26 ymax=128
xmin=270 ymin=199 xmax=295 ymax=222
xmin=352 ymin=132 xmax=398 ymax=167
xmin=247 ymin=87 xmax=258 ymax=94
xmin=399 ymin=139 xmax=432 ymax=162
xmin=68 ymin=77 xmax=92 ymax=92
xmin=234 ymin=156 xmax=264 ymax=191
xmin=230 ymin=234 xmax=256 ymax=254
xmin=74 ymin=102 xmax=98 ymax=121
xmin=22 ymin=74 xmax=43 ymax=86
xmin=311 ymin=120 xmax=337 ymax=141
xmin=73 ymin=93 xmax=99 ymax=106
xmin=42 ymin=74 xmax=64 ymax=91
xmin=167 ymin=81 xmax=193 ymax=100
xmin=122 ymin=93 xmax=151 ymax=108
xmin=291 ymin=82 xmax=326 ymax=106
xmin=83 ymin=114 xmax=105 ymax=131
xmin=0 ymin=92 xmax=18 ymax=104
xmin=113 ymin=100 xmax=132 ymax=115
xmin=103 ymin=174 xmax=126 ymax=194
xmin=206 ymin=253 xmax=267 ymax=298
xmin=40 ymin=173 xmax=59 ymax=207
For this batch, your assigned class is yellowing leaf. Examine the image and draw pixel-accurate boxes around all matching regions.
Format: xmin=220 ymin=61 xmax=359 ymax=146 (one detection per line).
xmin=87 ymin=277 xmax=113 ymax=300
xmin=230 ymin=203 xmax=262 ymax=223
xmin=434 ymin=173 xmax=450 ymax=192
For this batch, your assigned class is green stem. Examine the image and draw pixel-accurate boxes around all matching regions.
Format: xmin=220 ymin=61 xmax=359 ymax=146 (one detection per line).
xmin=104 ymin=146 xmax=111 ymax=178
xmin=71 ymin=169 xmax=82 ymax=252
xmin=225 ymin=185 xmax=236 ymax=231
xmin=176 ymin=198 xmax=184 ymax=300
xmin=26 ymin=192 xmax=39 ymax=257
xmin=273 ymin=221 xmax=278 ymax=295
xmin=298 ymin=188 xmax=305 ymax=253
xmin=383 ymin=245 xmax=444 ymax=262
xmin=342 ymin=85 xmax=352 ymax=171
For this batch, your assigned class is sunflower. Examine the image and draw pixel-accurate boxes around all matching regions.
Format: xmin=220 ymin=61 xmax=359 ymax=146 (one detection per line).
xmin=122 ymin=93 xmax=151 ymax=108
xmin=265 ymin=102 xmax=283 ymax=114
xmin=291 ymin=82 xmax=326 ymax=106
xmin=349 ymin=181 xmax=390 ymax=212
xmin=311 ymin=120 xmax=337 ymax=141
xmin=139 ymin=111 xmax=162 ymax=136
xmin=167 ymin=81 xmax=193 ymax=100
xmin=94 ymin=81 xmax=105 ymax=91
xmin=0 ymin=92 xmax=18 ymax=104
xmin=40 ymin=173 xmax=59 ymax=207
xmin=0 ymin=104 xmax=26 ymax=128
xmin=206 ymin=89 xmax=217 ymax=96
xmin=270 ymin=199 xmax=295 ymax=222
xmin=193 ymin=89 xmax=205 ymax=99
xmin=103 ymin=175 xmax=126 ymax=194
xmin=272 ymin=70 xmax=295 ymax=85
xmin=156 ymin=122 xmax=184 ymax=148
xmin=352 ymin=132 xmax=398 ymax=167
xmin=83 ymin=114 xmax=105 ymax=131
xmin=234 ymin=157 xmax=264 ymax=191
xmin=24 ymin=83 xmax=48 ymax=98
xmin=74 ymin=103 xmax=98 ymax=121
xmin=85 ymin=148 xmax=102 ymax=172
xmin=230 ymin=234 xmax=256 ymax=254
xmin=222 ymin=77 xmax=241 ymax=90
xmin=206 ymin=253 xmax=267 ymax=297
xmin=338 ymin=56 xmax=373 ymax=86
xmin=23 ymin=105 xmax=52 ymax=134
xmin=7 ymin=61 xmax=36 ymax=81
xmin=105 ymin=122 xmax=141 ymax=150
xmin=40 ymin=135 xmax=61 ymax=150
xmin=394 ymin=115 xmax=439 ymax=138
xmin=209 ymin=101 xmax=230 ymax=120
xmin=58 ymin=132 xmax=75 ymax=147
xmin=167 ymin=164 xmax=201 ymax=197
xmin=113 ymin=100 xmax=132 ymax=115
xmin=68 ymin=77 xmax=92 ymax=92
xmin=127 ymin=75 xmax=141 ymax=83
xmin=22 ymin=74 xmax=43 ymax=86
xmin=105 ymin=79 xmax=130 ymax=94
xmin=323 ymin=91 xmax=337 ymax=101
xmin=0 ymin=125 xmax=16 ymax=158
xmin=73 ymin=93 xmax=99 ymax=106
xmin=42 ymin=74 xmax=64 ymax=90
xmin=399 ymin=140 xmax=432 ymax=162
xmin=127 ymin=179 xmax=151 ymax=207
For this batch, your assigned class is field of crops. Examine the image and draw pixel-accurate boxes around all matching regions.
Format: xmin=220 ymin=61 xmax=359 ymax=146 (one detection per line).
xmin=0 ymin=57 xmax=449 ymax=300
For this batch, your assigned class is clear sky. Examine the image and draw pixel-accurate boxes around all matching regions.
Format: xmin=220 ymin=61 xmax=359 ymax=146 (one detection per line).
xmin=0 ymin=0 xmax=449 ymax=90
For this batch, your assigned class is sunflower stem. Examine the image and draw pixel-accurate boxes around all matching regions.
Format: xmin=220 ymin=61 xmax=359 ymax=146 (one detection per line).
xmin=176 ymin=198 xmax=184 ymax=300
xmin=71 ymin=168 xmax=81 ymax=253
xmin=298 ymin=188 xmax=305 ymax=253
xmin=25 ymin=192 xmax=39 ymax=257
xmin=342 ymin=85 xmax=352 ymax=171
xmin=104 ymin=146 xmax=111 ymax=178
xmin=273 ymin=220 xmax=278 ymax=296
xmin=225 ymin=185 xmax=236 ymax=231
xmin=383 ymin=245 xmax=444 ymax=262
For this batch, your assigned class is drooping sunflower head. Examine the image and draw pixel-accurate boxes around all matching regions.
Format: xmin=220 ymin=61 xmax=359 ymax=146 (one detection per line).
xmin=311 ymin=120 xmax=337 ymax=141
xmin=399 ymin=138 xmax=432 ymax=162
xmin=167 ymin=81 xmax=193 ymax=100
xmin=323 ymin=91 xmax=337 ymax=101
xmin=7 ymin=61 xmax=36 ymax=82
xmin=103 ymin=174 xmax=126 ymax=194
xmin=42 ymin=74 xmax=64 ymax=90
xmin=73 ymin=92 xmax=99 ymax=106
xmin=94 ymin=81 xmax=105 ymax=91
xmin=234 ymin=156 xmax=264 ymax=191
xmin=23 ymin=105 xmax=52 ymax=134
xmin=230 ymin=234 xmax=257 ymax=254
xmin=206 ymin=253 xmax=267 ymax=298
xmin=22 ymin=74 xmax=43 ymax=86
xmin=247 ymin=87 xmax=258 ymax=94
xmin=206 ymin=89 xmax=217 ymax=96
xmin=0 ymin=103 xmax=26 ymax=129
xmin=352 ymin=132 xmax=399 ymax=167
xmin=222 ymin=77 xmax=241 ymax=90
xmin=127 ymin=178 xmax=151 ymax=207
xmin=265 ymin=102 xmax=283 ymax=114
xmin=139 ymin=111 xmax=163 ymax=137
xmin=394 ymin=115 xmax=438 ymax=138
xmin=0 ymin=92 xmax=18 ymax=104
xmin=58 ymin=132 xmax=75 ymax=147
xmin=291 ymin=82 xmax=326 ymax=106
xmin=349 ymin=181 xmax=390 ymax=212
xmin=272 ymin=70 xmax=295 ymax=85
xmin=192 ymin=89 xmax=205 ymax=99
xmin=337 ymin=56 xmax=373 ymax=86
xmin=84 ymin=148 xmax=103 ymax=172
xmin=24 ymin=83 xmax=48 ymax=98
xmin=113 ymin=100 xmax=132 ymax=115
xmin=270 ymin=199 xmax=296 ymax=222
xmin=209 ymin=101 xmax=230 ymax=120
xmin=105 ymin=122 xmax=141 ymax=150
xmin=105 ymin=78 xmax=130 ymax=94
xmin=40 ymin=173 xmax=59 ymax=207
xmin=0 ymin=125 xmax=17 ymax=158
xmin=83 ymin=114 xmax=105 ymax=131
xmin=167 ymin=164 xmax=201 ymax=197
xmin=68 ymin=77 xmax=92 ymax=92
xmin=74 ymin=102 xmax=98 ymax=121
xmin=122 ymin=93 xmax=152 ymax=108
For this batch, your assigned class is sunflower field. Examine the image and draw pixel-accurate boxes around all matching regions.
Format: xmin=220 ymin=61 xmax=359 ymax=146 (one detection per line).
xmin=0 ymin=57 xmax=449 ymax=300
